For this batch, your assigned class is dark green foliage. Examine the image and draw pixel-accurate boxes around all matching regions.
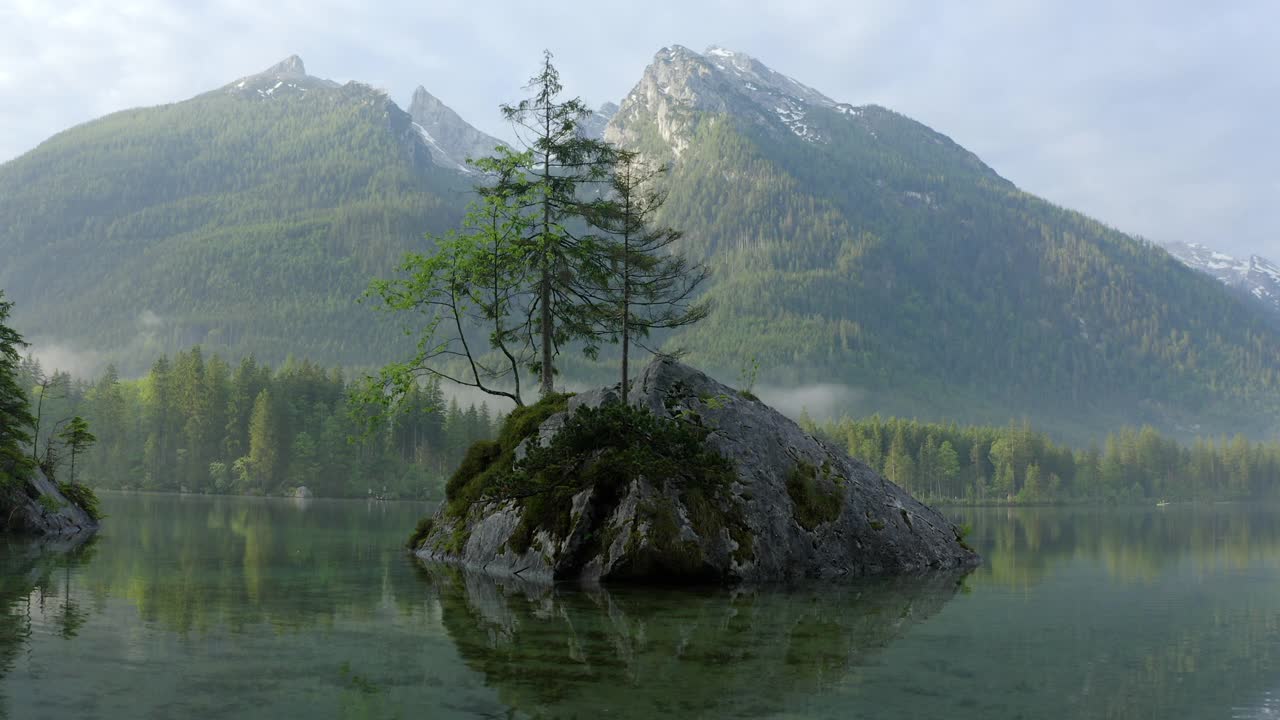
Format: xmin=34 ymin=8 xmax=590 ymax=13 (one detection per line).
xmin=785 ymin=461 xmax=842 ymax=530
xmin=59 ymin=482 xmax=101 ymax=521
xmin=497 ymin=393 xmax=573 ymax=449
xmin=444 ymin=441 xmax=502 ymax=502
xmin=442 ymin=393 xmax=571 ymax=519
xmin=503 ymin=402 xmax=736 ymax=556
xmin=406 ymin=516 xmax=435 ymax=551
xmin=436 ymin=398 xmax=740 ymax=567
xmin=0 ymin=292 xmax=35 ymax=489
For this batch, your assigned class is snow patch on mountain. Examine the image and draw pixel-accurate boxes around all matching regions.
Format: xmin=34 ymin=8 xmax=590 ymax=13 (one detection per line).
xmin=223 ymin=55 xmax=338 ymax=99
xmin=406 ymin=86 xmax=503 ymax=174
xmin=606 ymin=44 xmax=878 ymax=155
xmin=1167 ymin=241 xmax=1280 ymax=315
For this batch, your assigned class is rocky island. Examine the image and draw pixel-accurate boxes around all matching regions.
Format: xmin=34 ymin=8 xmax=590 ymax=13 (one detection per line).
xmin=0 ymin=468 xmax=100 ymax=537
xmin=410 ymin=358 xmax=979 ymax=583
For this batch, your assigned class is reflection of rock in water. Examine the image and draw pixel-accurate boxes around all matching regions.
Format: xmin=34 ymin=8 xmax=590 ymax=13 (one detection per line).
xmin=427 ymin=567 xmax=967 ymax=718
xmin=0 ymin=535 xmax=97 ymax=718
xmin=1234 ymin=690 xmax=1280 ymax=720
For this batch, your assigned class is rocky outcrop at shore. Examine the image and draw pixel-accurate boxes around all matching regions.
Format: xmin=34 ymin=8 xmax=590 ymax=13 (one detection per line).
xmin=412 ymin=358 xmax=979 ymax=583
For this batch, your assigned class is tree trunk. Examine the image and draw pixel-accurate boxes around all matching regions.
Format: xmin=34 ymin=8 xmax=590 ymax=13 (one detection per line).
xmin=539 ymin=104 xmax=555 ymax=396
xmin=621 ymin=189 xmax=632 ymax=403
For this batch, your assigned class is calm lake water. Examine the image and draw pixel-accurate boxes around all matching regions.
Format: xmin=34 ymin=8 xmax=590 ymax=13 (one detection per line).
xmin=2 ymin=493 xmax=1280 ymax=719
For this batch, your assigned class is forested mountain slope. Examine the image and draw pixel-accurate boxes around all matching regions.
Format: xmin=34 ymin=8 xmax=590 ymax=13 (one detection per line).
xmin=0 ymin=56 xmax=468 ymax=370
xmin=605 ymin=46 xmax=1280 ymax=437
xmin=3 ymin=48 xmax=1280 ymax=439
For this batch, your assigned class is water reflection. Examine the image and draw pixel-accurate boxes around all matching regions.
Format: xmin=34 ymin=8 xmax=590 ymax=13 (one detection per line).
xmin=0 ymin=535 xmax=97 ymax=719
xmin=424 ymin=566 xmax=967 ymax=719
xmin=952 ymin=503 xmax=1280 ymax=588
xmin=2 ymin=495 xmax=1280 ymax=719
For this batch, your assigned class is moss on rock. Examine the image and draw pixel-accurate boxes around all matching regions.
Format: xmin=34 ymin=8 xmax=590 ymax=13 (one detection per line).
xmin=786 ymin=461 xmax=843 ymax=531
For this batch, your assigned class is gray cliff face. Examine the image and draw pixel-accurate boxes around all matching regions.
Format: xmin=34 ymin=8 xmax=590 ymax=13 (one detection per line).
xmin=415 ymin=358 xmax=978 ymax=583
xmin=407 ymin=86 xmax=505 ymax=173
xmin=577 ymin=102 xmax=619 ymax=140
xmin=1 ymin=468 xmax=98 ymax=537
xmin=605 ymin=45 xmax=846 ymax=156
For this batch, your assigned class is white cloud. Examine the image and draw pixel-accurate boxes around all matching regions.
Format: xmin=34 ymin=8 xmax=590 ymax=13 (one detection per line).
xmin=1 ymin=0 xmax=1277 ymax=255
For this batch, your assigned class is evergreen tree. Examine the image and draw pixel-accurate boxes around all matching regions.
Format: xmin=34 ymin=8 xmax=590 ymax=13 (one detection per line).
xmin=500 ymin=51 xmax=617 ymax=394
xmin=597 ymin=150 xmax=710 ymax=400
xmin=247 ymin=390 xmax=277 ymax=492
xmin=57 ymin=416 xmax=96 ymax=486
xmin=0 ymin=292 xmax=36 ymax=488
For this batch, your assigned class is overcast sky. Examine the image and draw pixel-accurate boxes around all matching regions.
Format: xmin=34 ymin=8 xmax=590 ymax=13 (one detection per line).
xmin=2 ymin=0 xmax=1276 ymax=256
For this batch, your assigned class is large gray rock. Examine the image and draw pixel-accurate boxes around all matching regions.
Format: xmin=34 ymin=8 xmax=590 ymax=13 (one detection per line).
xmin=0 ymin=468 xmax=99 ymax=537
xmin=414 ymin=358 xmax=978 ymax=583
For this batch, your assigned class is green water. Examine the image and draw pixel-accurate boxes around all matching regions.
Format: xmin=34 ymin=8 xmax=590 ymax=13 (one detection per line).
xmin=3 ymin=494 xmax=1280 ymax=719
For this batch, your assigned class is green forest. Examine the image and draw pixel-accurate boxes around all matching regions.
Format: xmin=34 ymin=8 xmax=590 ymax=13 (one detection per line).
xmin=19 ymin=347 xmax=498 ymax=500
xmin=15 ymin=338 xmax=1280 ymax=505
xmin=0 ymin=77 xmax=466 ymax=369
xmin=808 ymin=413 xmax=1280 ymax=504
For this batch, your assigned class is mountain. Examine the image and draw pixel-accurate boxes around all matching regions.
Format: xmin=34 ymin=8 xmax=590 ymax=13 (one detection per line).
xmin=577 ymin=102 xmax=619 ymax=140
xmin=602 ymin=45 xmax=1280 ymax=438
xmin=406 ymin=86 xmax=505 ymax=172
xmin=3 ymin=46 xmax=1280 ymax=439
xmin=0 ymin=56 xmax=469 ymax=369
xmin=1165 ymin=241 xmax=1280 ymax=315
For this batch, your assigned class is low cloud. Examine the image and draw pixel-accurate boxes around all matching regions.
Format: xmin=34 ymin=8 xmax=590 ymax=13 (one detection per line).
xmin=756 ymin=383 xmax=866 ymax=423
xmin=23 ymin=339 xmax=106 ymax=379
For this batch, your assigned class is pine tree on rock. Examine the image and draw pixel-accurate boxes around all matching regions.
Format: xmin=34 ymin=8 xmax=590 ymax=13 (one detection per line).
xmin=500 ymin=51 xmax=618 ymax=395
xmin=597 ymin=150 xmax=709 ymax=401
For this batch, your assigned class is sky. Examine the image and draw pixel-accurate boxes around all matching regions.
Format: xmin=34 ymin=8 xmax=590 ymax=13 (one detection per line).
xmin=2 ymin=0 xmax=1277 ymax=256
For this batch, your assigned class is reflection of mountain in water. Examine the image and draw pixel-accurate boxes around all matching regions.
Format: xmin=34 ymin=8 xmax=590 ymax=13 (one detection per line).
xmin=0 ymin=535 xmax=98 ymax=719
xmin=427 ymin=567 xmax=967 ymax=718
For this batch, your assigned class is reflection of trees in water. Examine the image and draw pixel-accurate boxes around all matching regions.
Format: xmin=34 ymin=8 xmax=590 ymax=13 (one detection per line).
xmin=426 ymin=565 xmax=966 ymax=719
xmin=74 ymin=493 xmax=431 ymax=635
xmin=953 ymin=504 xmax=1280 ymax=588
xmin=930 ymin=505 xmax=1280 ymax=720
xmin=0 ymin=534 xmax=97 ymax=719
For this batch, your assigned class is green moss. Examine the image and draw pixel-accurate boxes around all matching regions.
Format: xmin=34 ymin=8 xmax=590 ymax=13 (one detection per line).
xmin=433 ymin=393 xmax=573 ymax=540
xmin=406 ymin=516 xmax=435 ymax=550
xmin=58 ymin=483 xmax=101 ymax=520
xmin=630 ymin=501 xmax=709 ymax=579
xmin=444 ymin=440 xmax=501 ymax=502
xmin=682 ymin=484 xmax=754 ymax=565
xmin=738 ymin=389 xmax=760 ymax=402
xmin=37 ymin=494 xmax=62 ymax=513
xmin=786 ymin=461 xmax=842 ymax=531
xmin=870 ymin=519 xmax=886 ymax=531
xmin=419 ymin=392 xmax=745 ymax=572
xmin=955 ymin=523 xmax=975 ymax=553
xmin=506 ymin=402 xmax=736 ymax=562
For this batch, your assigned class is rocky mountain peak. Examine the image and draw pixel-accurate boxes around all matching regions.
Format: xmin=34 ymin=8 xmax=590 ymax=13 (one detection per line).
xmin=1167 ymin=241 xmax=1280 ymax=314
xmin=224 ymin=54 xmax=338 ymax=99
xmin=606 ymin=44 xmax=848 ymax=156
xmin=261 ymin=54 xmax=307 ymax=78
xmin=406 ymin=86 xmax=504 ymax=174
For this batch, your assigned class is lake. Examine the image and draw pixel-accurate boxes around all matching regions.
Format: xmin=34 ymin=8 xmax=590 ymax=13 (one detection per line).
xmin=2 ymin=493 xmax=1279 ymax=719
